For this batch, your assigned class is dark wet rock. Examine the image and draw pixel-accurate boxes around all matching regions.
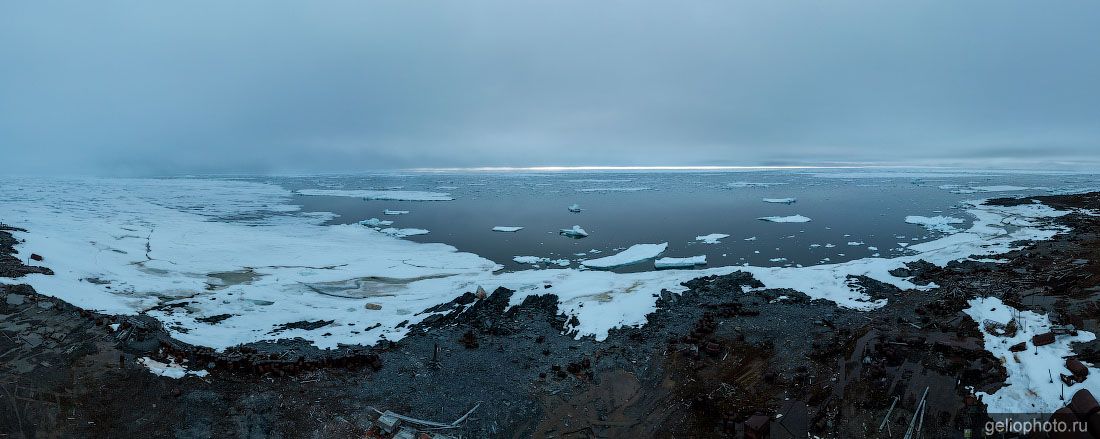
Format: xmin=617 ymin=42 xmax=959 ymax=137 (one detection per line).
xmin=196 ymin=314 xmax=234 ymax=324
xmin=0 ymin=224 xmax=54 ymax=277
xmin=271 ymin=320 xmax=334 ymax=333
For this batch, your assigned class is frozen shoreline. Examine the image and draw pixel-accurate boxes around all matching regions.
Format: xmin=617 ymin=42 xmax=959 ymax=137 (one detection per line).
xmin=0 ymin=176 xmax=1073 ymax=352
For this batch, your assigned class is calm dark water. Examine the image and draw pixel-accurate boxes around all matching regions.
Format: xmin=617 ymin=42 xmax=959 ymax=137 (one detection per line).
xmin=259 ymin=170 xmax=1089 ymax=273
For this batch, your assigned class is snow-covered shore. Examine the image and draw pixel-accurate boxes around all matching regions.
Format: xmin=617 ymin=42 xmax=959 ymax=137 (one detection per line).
xmin=0 ymin=177 xmax=1072 ymax=353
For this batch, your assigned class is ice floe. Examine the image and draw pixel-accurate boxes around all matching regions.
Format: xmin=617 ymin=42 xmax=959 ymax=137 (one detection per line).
xmin=296 ymin=189 xmax=454 ymax=201
xmin=513 ymin=256 xmax=570 ymax=267
xmin=378 ymin=228 xmax=430 ymax=238
xmin=581 ymin=243 xmax=668 ymax=269
xmin=568 ymin=204 xmax=583 ymax=213
xmin=492 ymin=226 xmax=524 ymax=232
xmin=655 ymin=255 xmax=706 ymax=269
xmin=359 ymin=218 xmax=394 ymax=227
xmin=758 ymin=215 xmax=812 ymax=223
xmin=383 ymin=209 xmax=410 ymax=215
xmin=695 ymin=233 xmax=729 ymax=244
xmin=559 ymin=225 xmax=589 ymax=238
xmin=905 ymin=215 xmax=965 ymax=233
xmin=963 ymin=297 xmax=1098 ymax=414
xmin=762 ymin=198 xmax=797 ymax=204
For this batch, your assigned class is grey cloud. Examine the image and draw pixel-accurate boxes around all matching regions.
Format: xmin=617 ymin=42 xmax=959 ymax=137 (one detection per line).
xmin=2 ymin=1 xmax=1098 ymax=175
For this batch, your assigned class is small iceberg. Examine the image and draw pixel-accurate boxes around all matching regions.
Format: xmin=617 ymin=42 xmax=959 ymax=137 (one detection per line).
xmin=359 ymin=218 xmax=394 ymax=227
xmin=492 ymin=226 xmax=524 ymax=232
xmin=762 ymin=197 xmax=797 ymax=204
xmin=654 ymin=255 xmax=706 ymax=269
xmin=568 ymin=204 xmax=583 ymax=213
xmin=378 ymin=227 xmax=429 ymax=238
xmin=758 ymin=215 xmax=812 ymax=223
xmin=905 ymin=215 xmax=965 ymax=233
xmin=513 ymin=256 xmax=570 ymax=267
xmin=383 ymin=209 xmax=410 ymax=215
xmin=581 ymin=243 xmax=668 ymax=269
xmin=559 ymin=225 xmax=589 ymax=238
xmin=695 ymin=233 xmax=729 ymax=244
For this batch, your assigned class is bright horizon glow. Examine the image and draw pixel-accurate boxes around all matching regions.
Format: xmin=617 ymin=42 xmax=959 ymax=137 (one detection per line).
xmin=409 ymin=165 xmax=870 ymax=172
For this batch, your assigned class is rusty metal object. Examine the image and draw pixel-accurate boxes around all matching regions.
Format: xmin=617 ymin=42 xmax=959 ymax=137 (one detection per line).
xmin=1032 ymin=332 xmax=1056 ymax=346
xmin=1071 ymin=389 xmax=1100 ymax=419
xmin=1067 ymin=359 xmax=1089 ymax=381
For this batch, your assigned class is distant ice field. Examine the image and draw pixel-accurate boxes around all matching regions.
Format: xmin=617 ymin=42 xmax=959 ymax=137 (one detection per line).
xmin=285 ymin=170 xmax=1091 ymax=272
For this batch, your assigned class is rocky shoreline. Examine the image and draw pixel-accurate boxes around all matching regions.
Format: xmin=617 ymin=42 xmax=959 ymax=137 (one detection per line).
xmin=3 ymin=192 xmax=1100 ymax=437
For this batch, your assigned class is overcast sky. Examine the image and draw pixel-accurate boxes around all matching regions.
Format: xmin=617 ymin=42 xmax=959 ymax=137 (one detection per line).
xmin=2 ymin=1 xmax=1099 ymax=175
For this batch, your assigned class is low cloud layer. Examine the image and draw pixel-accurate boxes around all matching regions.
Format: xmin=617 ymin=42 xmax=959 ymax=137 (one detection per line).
xmin=2 ymin=1 xmax=1099 ymax=175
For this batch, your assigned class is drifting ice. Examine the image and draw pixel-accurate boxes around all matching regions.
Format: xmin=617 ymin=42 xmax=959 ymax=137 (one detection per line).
xmin=655 ymin=255 xmax=706 ymax=269
xmin=582 ymin=243 xmax=668 ymax=269
xmin=758 ymin=215 xmax=812 ymax=223
xmin=762 ymin=198 xmax=797 ymax=204
xmin=568 ymin=204 xmax=583 ymax=213
xmin=378 ymin=228 xmax=430 ymax=238
xmin=359 ymin=218 xmax=394 ymax=227
xmin=513 ymin=256 xmax=570 ymax=267
xmin=695 ymin=233 xmax=729 ymax=244
xmin=559 ymin=225 xmax=589 ymax=238
xmin=905 ymin=215 xmax=965 ymax=233
xmin=383 ymin=210 xmax=410 ymax=215
xmin=492 ymin=226 xmax=524 ymax=232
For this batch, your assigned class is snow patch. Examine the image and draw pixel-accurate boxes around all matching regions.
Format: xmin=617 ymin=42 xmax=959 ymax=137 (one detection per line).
xmin=139 ymin=357 xmax=209 ymax=379
xmin=963 ymin=297 xmax=1098 ymax=414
